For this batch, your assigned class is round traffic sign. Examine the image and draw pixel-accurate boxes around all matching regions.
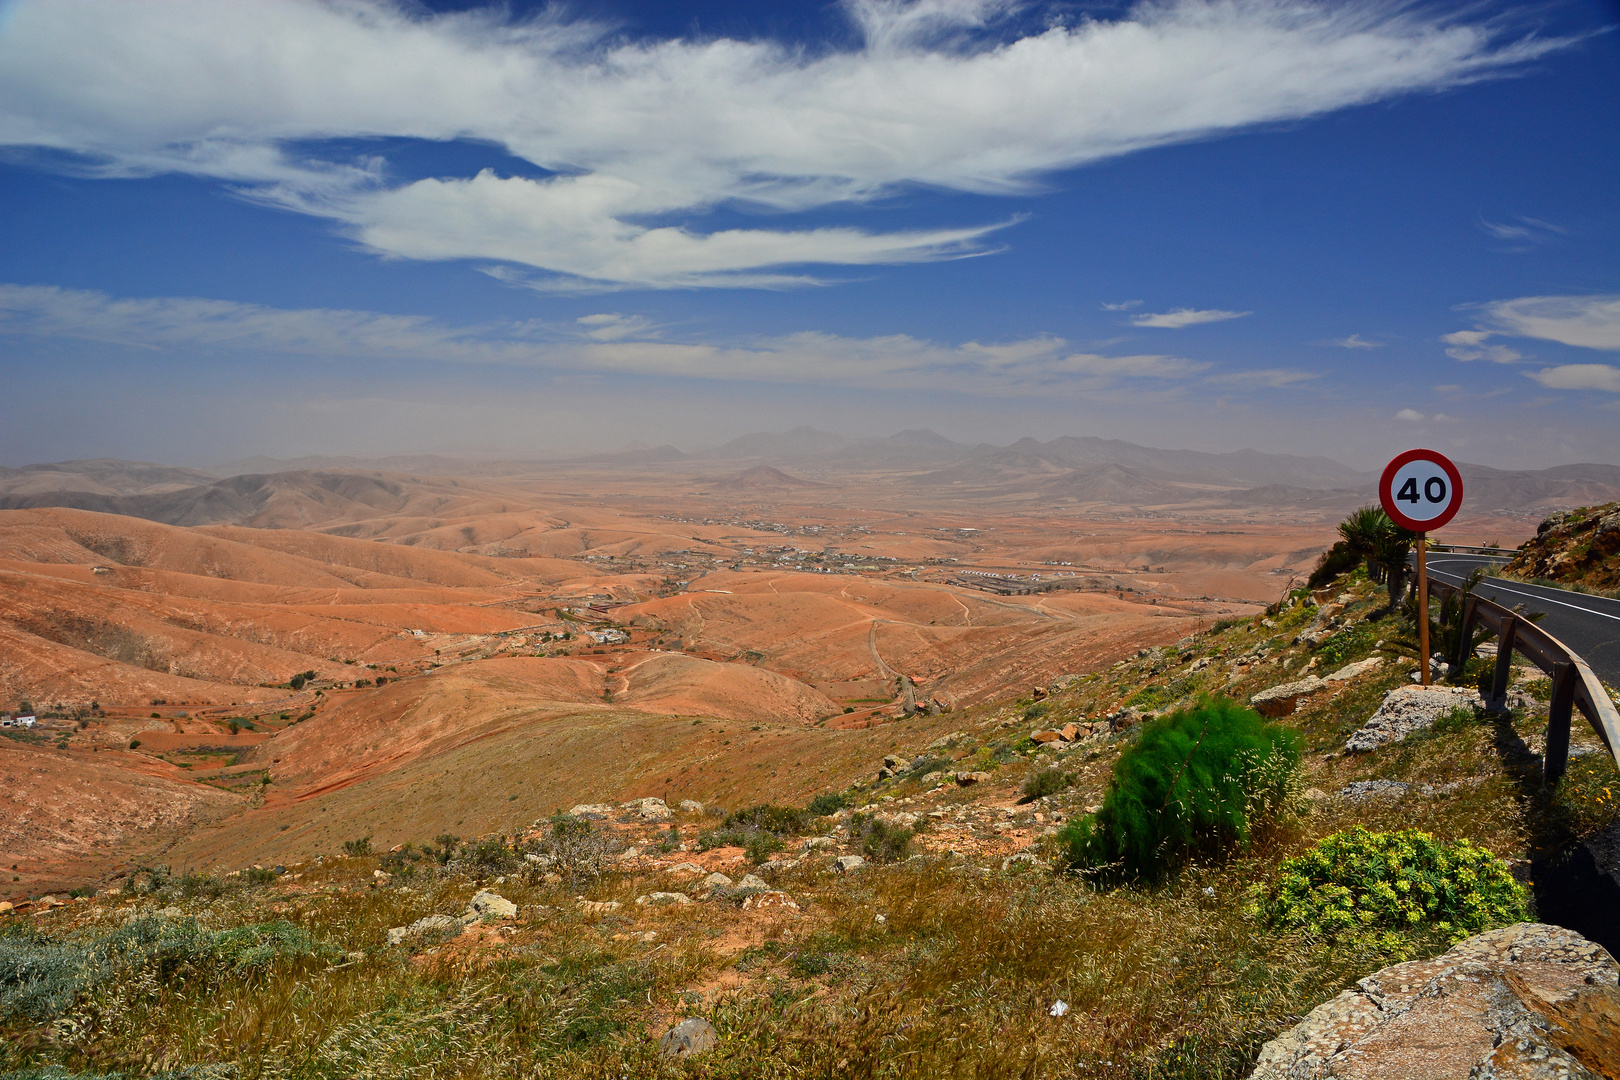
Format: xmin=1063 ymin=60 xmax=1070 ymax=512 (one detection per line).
xmin=1379 ymin=448 xmax=1463 ymax=532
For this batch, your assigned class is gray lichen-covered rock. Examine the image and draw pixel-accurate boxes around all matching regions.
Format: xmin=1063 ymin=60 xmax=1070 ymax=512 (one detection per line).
xmin=659 ymin=1016 xmax=718 ymax=1058
xmin=834 ymin=855 xmax=866 ymax=873
xmin=1251 ymin=676 xmax=1326 ymax=718
xmin=1248 ymin=923 xmax=1620 ymax=1079
xmin=1325 ymin=657 xmax=1384 ymax=682
xmin=468 ymin=890 xmax=517 ymax=920
xmin=386 ymin=914 xmax=463 ymax=946
xmin=1344 ymin=685 xmax=1483 ymax=754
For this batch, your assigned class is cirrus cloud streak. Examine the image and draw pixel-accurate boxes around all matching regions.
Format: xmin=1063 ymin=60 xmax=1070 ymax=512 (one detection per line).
xmin=0 ymin=0 xmax=1567 ymax=288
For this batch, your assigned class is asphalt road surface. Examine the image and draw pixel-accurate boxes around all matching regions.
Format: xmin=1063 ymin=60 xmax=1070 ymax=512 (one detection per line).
xmin=1424 ymin=552 xmax=1620 ymax=689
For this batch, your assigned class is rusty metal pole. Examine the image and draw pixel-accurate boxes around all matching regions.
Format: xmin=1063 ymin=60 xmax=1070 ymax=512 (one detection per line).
xmin=1417 ymin=533 xmax=1430 ymax=686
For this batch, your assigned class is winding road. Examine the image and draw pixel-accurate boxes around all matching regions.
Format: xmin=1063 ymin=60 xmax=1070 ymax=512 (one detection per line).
xmin=1424 ymin=552 xmax=1620 ymax=688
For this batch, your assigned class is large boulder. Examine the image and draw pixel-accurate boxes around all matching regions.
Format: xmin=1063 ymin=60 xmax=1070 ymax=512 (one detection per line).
xmin=1344 ymin=685 xmax=1483 ymax=754
xmin=1250 ymin=676 xmax=1326 ymax=718
xmin=1249 ymin=923 xmax=1619 ymax=1079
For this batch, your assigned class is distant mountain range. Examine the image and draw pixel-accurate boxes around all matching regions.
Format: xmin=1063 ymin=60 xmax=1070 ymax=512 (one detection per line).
xmin=3 ymin=429 xmax=1618 ymax=525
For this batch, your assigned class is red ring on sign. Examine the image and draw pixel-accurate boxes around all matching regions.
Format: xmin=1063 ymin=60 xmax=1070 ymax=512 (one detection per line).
xmin=1379 ymin=448 xmax=1463 ymax=532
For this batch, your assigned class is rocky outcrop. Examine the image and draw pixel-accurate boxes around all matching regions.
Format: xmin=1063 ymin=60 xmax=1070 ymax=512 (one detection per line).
xmin=1506 ymin=502 xmax=1620 ymax=593
xmin=1251 ymin=676 xmax=1326 ymax=718
xmin=1344 ymin=685 xmax=1483 ymax=754
xmin=1249 ymin=923 xmax=1620 ymax=1079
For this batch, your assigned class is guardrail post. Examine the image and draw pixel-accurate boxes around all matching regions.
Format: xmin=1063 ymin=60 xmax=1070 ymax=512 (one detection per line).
xmin=1454 ymin=594 xmax=1478 ymax=673
xmin=1490 ymin=615 xmax=1517 ymax=707
xmin=1544 ymin=662 xmax=1577 ymax=787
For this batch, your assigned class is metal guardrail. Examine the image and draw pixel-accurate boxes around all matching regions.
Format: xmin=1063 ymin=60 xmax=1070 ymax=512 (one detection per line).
xmin=1427 ymin=576 xmax=1620 ymax=786
xmin=1426 ymin=544 xmax=1513 ymax=556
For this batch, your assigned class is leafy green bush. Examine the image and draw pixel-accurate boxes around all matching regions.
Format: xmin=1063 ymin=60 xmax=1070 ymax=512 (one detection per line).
xmin=1251 ymin=827 xmax=1527 ymax=944
xmin=723 ymin=804 xmax=814 ymax=836
xmin=455 ymin=835 xmax=521 ymax=876
xmin=1023 ymin=701 xmax=1050 ymax=723
xmin=805 ymin=792 xmax=848 ymax=816
xmin=342 ymin=835 xmax=372 ymax=857
xmin=1021 ymin=765 xmax=1071 ymax=802
xmin=850 ymin=813 xmax=913 ymax=863
xmin=1060 ymin=697 xmax=1299 ymax=882
xmin=1307 ymin=540 xmax=1361 ymax=588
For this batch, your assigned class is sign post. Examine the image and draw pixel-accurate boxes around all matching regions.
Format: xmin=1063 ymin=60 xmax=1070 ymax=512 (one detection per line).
xmin=1379 ymin=449 xmax=1463 ymax=685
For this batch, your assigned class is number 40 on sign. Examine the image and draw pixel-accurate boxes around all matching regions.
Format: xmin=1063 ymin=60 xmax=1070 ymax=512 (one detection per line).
xmin=1378 ymin=448 xmax=1463 ymax=686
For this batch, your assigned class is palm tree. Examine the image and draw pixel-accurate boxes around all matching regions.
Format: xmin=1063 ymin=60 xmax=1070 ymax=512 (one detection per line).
xmin=1335 ymin=506 xmax=1416 ymax=607
xmin=1338 ymin=505 xmax=1391 ymax=583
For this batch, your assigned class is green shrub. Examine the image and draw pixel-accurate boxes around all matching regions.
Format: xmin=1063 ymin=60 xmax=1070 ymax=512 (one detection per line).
xmin=1021 ymin=766 xmax=1071 ymax=802
xmin=746 ymin=832 xmax=786 ymax=864
xmin=1307 ymin=540 xmax=1361 ymax=588
xmin=455 ymin=835 xmax=520 ymax=876
xmin=1023 ymin=701 xmax=1050 ymax=723
xmin=850 ymin=813 xmax=914 ymax=863
xmin=1060 ymin=697 xmax=1299 ymax=882
xmin=1251 ymin=827 xmax=1527 ymax=944
xmin=805 ymin=792 xmax=848 ymax=816
xmin=342 ymin=835 xmax=372 ymax=857
xmin=723 ymin=804 xmax=814 ymax=836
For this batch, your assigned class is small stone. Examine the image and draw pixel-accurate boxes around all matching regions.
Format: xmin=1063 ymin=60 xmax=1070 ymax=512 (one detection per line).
xmin=1030 ymin=729 xmax=1063 ymax=743
xmin=659 ymin=1017 xmax=718 ymax=1059
xmin=802 ymin=836 xmax=834 ymax=850
xmin=738 ymin=873 xmax=769 ymax=890
xmin=0 ymin=902 xmax=12 ymax=914
xmin=1058 ymin=722 xmax=1080 ymax=741
xmin=568 ymin=803 xmax=615 ymax=818
xmin=578 ymin=899 xmax=622 ymax=916
xmin=468 ymin=890 xmax=518 ymax=919
xmin=955 ymin=771 xmax=991 ymax=786
xmin=668 ymin=861 xmax=705 ymax=874
xmin=741 ymin=890 xmax=799 ymax=911
xmin=1001 ymin=851 xmax=1042 ymax=872
xmin=702 ymin=872 xmax=735 ymax=889
xmin=635 ymin=891 xmax=691 ymax=905
xmin=834 ymin=855 xmax=866 ymax=873
xmin=678 ymin=800 xmax=705 ymax=813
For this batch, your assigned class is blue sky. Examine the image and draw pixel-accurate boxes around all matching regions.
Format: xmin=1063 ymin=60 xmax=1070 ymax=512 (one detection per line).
xmin=0 ymin=0 xmax=1616 ymax=470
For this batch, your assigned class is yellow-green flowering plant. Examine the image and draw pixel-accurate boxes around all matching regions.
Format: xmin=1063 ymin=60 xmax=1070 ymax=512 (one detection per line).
xmin=1250 ymin=826 xmax=1526 ymax=944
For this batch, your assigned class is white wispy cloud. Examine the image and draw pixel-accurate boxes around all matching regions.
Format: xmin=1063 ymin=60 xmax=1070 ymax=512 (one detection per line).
xmin=1130 ymin=308 xmax=1252 ymax=329
xmin=0 ymin=0 xmax=1566 ymax=289
xmin=1394 ymin=408 xmax=1426 ymax=422
xmin=1479 ymin=215 xmax=1566 ymax=251
xmin=1524 ymin=364 xmax=1620 ymax=393
xmin=1323 ymin=334 xmax=1383 ymax=348
xmin=1443 ymin=294 xmax=1620 ymax=378
xmin=1101 ymin=300 xmax=1143 ymax=311
xmin=1478 ymin=294 xmax=1620 ymax=351
xmin=1 ymin=283 xmax=1284 ymax=393
xmin=1207 ymin=368 xmax=1317 ymax=388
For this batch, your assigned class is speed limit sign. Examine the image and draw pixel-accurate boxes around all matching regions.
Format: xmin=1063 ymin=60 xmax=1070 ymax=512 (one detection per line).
xmin=1379 ymin=448 xmax=1463 ymax=532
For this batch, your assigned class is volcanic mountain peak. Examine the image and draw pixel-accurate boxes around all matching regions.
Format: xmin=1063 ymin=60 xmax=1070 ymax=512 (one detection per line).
xmin=712 ymin=465 xmax=828 ymax=489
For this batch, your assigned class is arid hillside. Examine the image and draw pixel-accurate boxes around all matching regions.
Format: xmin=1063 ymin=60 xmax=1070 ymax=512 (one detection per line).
xmin=0 ymin=451 xmax=1542 ymax=895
